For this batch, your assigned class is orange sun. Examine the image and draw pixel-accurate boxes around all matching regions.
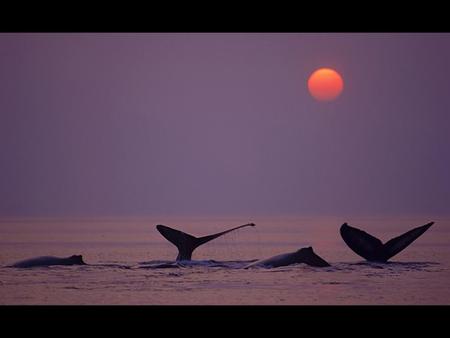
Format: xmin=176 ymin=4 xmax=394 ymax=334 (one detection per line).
xmin=307 ymin=68 xmax=344 ymax=101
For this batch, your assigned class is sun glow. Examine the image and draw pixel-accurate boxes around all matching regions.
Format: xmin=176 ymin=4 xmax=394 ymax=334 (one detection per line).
xmin=308 ymin=68 xmax=344 ymax=101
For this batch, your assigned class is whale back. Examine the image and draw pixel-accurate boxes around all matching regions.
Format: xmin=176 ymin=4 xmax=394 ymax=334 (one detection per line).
xmin=245 ymin=247 xmax=330 ymax=268
xmin=10 ymin=255 xmax=86 ymax=268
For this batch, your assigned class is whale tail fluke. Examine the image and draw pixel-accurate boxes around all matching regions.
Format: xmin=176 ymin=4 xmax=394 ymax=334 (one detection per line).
xmin=383 ymin=222 xmax=434 ymax=260
xmin=340 ymin=223 xmax=384 ymax=261
xmin=156 ymin=225 xmax=198 ymax=261
xmin=156 ymin=223 xmax=255 ymax=261
xmin=340 ymin=222 xmax=434 ymax=262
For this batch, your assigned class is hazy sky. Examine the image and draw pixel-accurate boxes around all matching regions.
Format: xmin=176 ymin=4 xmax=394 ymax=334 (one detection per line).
xmin=1 ymin=33 xmax=449 ymax=217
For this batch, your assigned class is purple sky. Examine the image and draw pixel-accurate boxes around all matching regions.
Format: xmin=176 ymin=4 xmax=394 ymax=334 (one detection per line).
xmin=1 ymin=33 xmax=449 ymax=217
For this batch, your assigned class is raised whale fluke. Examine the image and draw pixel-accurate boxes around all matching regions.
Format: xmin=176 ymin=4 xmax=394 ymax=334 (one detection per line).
xmin=156 ymin=223 xmax=255 ymax=261
xmin=340 ymin=222 xmax=434 ymax=262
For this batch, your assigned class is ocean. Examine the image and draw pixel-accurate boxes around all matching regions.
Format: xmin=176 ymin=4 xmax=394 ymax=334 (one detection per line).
xmin=1 ymin=216 xmax=449 ymax=305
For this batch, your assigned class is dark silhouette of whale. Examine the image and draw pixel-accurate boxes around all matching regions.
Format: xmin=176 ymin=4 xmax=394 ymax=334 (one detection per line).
xmin=10 ymin=255 xmax=86 ymax=268
xmin=244 ymin=247 xmax=330 ymax=268
xmin=340 ymin=222 xmax=434 ymax=262
xmin=156 ymin=223 xmax=255 ymax=261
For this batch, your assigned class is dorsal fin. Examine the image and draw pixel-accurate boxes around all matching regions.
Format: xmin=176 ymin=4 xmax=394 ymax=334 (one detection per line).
xmin=156 ymin=223 xmax=255 ymax=261
xmin=383 ymin=222 xmax=434 ymax=260
xmin=298 ymin=247 xmax=331 ymax=267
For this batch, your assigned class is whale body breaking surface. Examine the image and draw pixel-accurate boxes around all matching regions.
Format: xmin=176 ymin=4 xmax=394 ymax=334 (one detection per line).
xmin=10 ymin=255 xmax=86 ymax=268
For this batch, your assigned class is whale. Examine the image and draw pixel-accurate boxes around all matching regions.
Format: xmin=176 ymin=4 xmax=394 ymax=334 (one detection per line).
xmin=340 ymin=221 xmax=434 ymax=262
xmin=9 ymin=255 xmax=86 ymax=268
xmin=156 ymin=223 xmax=255 ymax=261
xmin=244 ymin=247 xmax=330 ymax=268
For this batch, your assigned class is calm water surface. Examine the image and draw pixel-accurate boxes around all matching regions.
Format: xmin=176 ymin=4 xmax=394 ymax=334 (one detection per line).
xmin=1 ymin=216 xmax=449 ymax=304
